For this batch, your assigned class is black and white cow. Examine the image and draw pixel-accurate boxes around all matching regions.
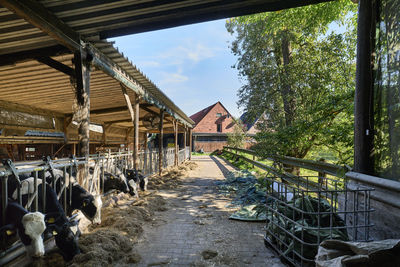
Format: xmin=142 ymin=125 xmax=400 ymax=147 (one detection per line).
xmin=40 ymin=169 xmax=102 ymax=224
xmin=0 ymin=201 xmax=46 ymax=258
xmin=7 ymin=178 xmax=81 ymax=261
xmin=32 ymin=183 xmax=80 ymax=261
xmin=125 ymin=169 xmax=148 ymax=192
xmin=100 ymin=167 xmax=138 ymax=197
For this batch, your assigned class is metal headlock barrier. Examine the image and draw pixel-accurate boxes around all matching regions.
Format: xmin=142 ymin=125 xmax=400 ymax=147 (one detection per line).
xmin=0 ymin=146 xmax=190 ymax=264
xmin=221 ymin=146 xmax=374 ymax=267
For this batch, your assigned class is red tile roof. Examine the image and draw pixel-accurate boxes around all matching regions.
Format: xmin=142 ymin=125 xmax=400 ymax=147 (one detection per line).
xmin=189 ymin=102 xmax=219 ymax=125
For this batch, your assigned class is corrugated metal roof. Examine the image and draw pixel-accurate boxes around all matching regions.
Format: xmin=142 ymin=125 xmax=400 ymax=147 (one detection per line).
xmin=0 ymin=0 xmax=329 ymax=131
xmin=0 ymin=0 xmax=331 ymax=54
xmin=93 ymin=40 xmax=195 ymax=126
xmin=0 ymin=40 xmax=194 ymax=129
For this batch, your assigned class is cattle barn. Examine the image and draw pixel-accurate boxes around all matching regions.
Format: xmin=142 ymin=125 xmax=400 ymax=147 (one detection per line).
xmin=0 ymin=0 xmax=353 ymax=265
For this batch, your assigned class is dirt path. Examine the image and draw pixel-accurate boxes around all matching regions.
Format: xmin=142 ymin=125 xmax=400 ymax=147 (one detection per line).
xmin=134 ymin=155 xmax=284 ymax=266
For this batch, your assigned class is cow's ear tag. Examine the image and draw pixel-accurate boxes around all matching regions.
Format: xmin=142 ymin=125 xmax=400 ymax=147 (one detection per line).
xmin=52 ymin=231 xmax=58 ymax=236
xmin=48 ymin=217 xmax=55 ymax=224
xmin=6 ymin=230 xmax=14 ymax=235
xmin=83 ymin=202 xmax=87 ymax=207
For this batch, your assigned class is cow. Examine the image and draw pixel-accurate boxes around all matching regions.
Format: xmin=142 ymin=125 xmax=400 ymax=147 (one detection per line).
xmin=125 ymin=169 xmax=148 ymax=192
xmin=6 ymin=178 xmax=81 ymax=261
xmin=40 ymin=169 xmax=102 ymax=224
xmin=99 ymin=167 xmax=138 ymax=197
xmin=0 ymin=201 xmax=46 ymax=258
xmin=31 ymin=183 xmax=80 ymax=261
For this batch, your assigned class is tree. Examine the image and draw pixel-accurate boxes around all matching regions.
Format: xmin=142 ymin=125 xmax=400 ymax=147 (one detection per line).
xmin=227 ymin=119 xmax=247 ymax=148
xmin=227 ymin=1 xmax=357 ymax=170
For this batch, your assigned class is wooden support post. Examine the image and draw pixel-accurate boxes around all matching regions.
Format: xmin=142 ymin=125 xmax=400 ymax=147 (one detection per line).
xmin=102 ymin=123 xmax=111 ymax=145
xmin=184 ymin=127 xmax=187 ymax=148
xmin=158 ymin=109 xmax=164 ymax=175
xmin=134 ymin=95 xmax=139 ymax=170
xmin=318 ymin=158 xmax=327 ymax=186
xmin=354 ymin=0 xmax=375 ymax=174
xmin=174 ymin=120 xmax=178 ymax=166
xmin=63 ymin=116 xmax=72 ymax=144
xmin=120 ymin=84 xmax=140 ymax=169
xmin=189 ymin=128 xmax=192 ymax=160
xmin=143 ymin=132 xmax=148 ymax=174
xmin=73 ymin=48 xmax=92 ymax=187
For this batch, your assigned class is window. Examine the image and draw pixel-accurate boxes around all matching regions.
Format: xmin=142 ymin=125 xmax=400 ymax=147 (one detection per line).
xmin=216 ymin=113 xmax=222 ymax=117
xmin=217 ymin=124 xmax=222 ymax=132
xmin=374 ymin=0 xmax=400 ymax=180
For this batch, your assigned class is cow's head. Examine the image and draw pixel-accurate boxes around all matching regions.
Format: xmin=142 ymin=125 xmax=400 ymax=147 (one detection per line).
xmin=21 ymin=212 xmax=46 ymax=257
xmin=80 ymin=196 xmax=96 ymax=221
xmin=50 ymin=220 xmax=80 ymax=261
xmin=128 ymin=179 xmax=139 ymax=198
xmin=92 ymin=195 xmax=102 ymax=224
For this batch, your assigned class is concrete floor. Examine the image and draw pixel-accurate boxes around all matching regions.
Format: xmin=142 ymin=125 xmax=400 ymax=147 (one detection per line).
xmin=134 ymin=155 xmax=284 ymax=266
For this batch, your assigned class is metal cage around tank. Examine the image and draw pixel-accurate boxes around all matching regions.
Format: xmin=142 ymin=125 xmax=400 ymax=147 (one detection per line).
xmin=264 ymin=175 xmax=374 ymax=267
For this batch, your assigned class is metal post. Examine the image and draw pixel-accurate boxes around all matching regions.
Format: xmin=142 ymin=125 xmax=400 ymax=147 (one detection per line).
xmin=354 ymin=0 xmax=375 ymax=174
xmin=2 ymin=177 xmax=8 ymax=226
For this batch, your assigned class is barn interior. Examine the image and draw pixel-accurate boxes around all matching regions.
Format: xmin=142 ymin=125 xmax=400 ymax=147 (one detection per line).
xmin=2 ymin=0 xmax=378 ymax=265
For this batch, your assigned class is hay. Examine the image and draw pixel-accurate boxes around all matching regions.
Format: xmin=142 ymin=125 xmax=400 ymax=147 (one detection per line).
xmin=148 ymin=161 xmax=198 ymax=190
xmin=31 ymin=161 xmax=196 ymax=266
xmin=66 ymin=192 xmax=167 ymax=266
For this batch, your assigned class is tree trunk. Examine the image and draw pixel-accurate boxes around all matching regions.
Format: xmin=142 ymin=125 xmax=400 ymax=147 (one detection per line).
xmin=280 ymin=30 xmax=296 ymax=127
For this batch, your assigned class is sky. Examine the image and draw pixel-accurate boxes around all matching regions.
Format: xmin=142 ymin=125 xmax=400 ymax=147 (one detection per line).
xmin=110 ymin=19 xmax=243 ymax=118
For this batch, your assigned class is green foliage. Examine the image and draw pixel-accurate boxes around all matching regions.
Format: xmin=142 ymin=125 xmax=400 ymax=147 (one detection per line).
xmin=227 ymin=119 xmax=247 ymax=148
xmin=226 ymin=1 xmax=357 ymax=166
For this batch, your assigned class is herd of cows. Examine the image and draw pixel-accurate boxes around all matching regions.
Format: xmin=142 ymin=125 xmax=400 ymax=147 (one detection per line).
xmin=0 ymin=164 xmax=148 ymax=262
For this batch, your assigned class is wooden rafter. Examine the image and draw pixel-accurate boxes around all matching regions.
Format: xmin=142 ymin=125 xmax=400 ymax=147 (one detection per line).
xmin=36 ymin=56 xmax=75 ymax=77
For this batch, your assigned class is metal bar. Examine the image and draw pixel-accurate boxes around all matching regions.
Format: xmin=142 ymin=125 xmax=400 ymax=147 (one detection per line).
xmin=354 ymin=0 xmax=375 ymax=174
xmin=34 ymin=171 xmax=38 ymax=211
xmin=41 ymin=170 xmax=46 ymax=213
xmin=1 ymin=177 xmax=8 ymax=226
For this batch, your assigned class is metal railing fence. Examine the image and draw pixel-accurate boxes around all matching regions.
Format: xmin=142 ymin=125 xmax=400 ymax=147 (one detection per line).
xmin=221 ymin=146 xmax=374 ymax=267
xmin=223 ymin=146 xmax=349 ymax=178
xmin=0 ymin=145 xmax=190 ymax=259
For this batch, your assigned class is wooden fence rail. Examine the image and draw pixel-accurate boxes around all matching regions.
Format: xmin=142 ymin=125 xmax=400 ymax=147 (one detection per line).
xmin=223 ymin=146 xmax=350 ymax=178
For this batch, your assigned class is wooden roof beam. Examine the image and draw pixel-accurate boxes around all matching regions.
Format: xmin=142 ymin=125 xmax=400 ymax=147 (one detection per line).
xmin=90 ymin=104 xmax=155 ymax=116
xmin=36 ymin=56 xmax=75 ymax=77
xmin=91 ymin=106 xmax=128 ymax=115
xmin=0 ymin=45 xmax=70 ymax=67
xmin=1 ymin=0 xmax=81 ymax=51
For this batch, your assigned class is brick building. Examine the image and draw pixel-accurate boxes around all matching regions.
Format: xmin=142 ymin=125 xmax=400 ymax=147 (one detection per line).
xmin=190 ymin=102 xmax=235 ymax=152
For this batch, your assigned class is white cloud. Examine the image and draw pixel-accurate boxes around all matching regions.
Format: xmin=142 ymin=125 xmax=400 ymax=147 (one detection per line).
xmin=158 ymin=71 xmax=188 ymax=87
xmin=157 ymin=40 xmax=218 ymax=66
xmin=137 ymin=60 xmax=160 ymax=67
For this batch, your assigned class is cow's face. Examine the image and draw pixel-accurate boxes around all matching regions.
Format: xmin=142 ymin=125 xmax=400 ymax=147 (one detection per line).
xmin=92 ymin=195 xmax=102 ymax=224
xmin=54 ymin=222 xmax=80 ymax=261
xmin=128 ymin=179 xmax=139 ymax=198
xmin=21 ymin=212 xmax=46 ymax=257
xmin=80 ymin=196 xmax=97 ymax=221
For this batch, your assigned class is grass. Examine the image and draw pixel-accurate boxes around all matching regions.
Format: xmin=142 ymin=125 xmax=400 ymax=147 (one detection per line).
xmin=192 ymin=152 xmax=211 ymax=156
xmin=219 ymin=149 xmax=341 ymax=187
xmin=218 ymin=151 xmax=267 ymax=175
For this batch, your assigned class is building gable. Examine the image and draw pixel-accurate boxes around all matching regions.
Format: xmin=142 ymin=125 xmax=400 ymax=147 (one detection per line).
xmin=190 ymin=102 xmax=235 ymax=133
